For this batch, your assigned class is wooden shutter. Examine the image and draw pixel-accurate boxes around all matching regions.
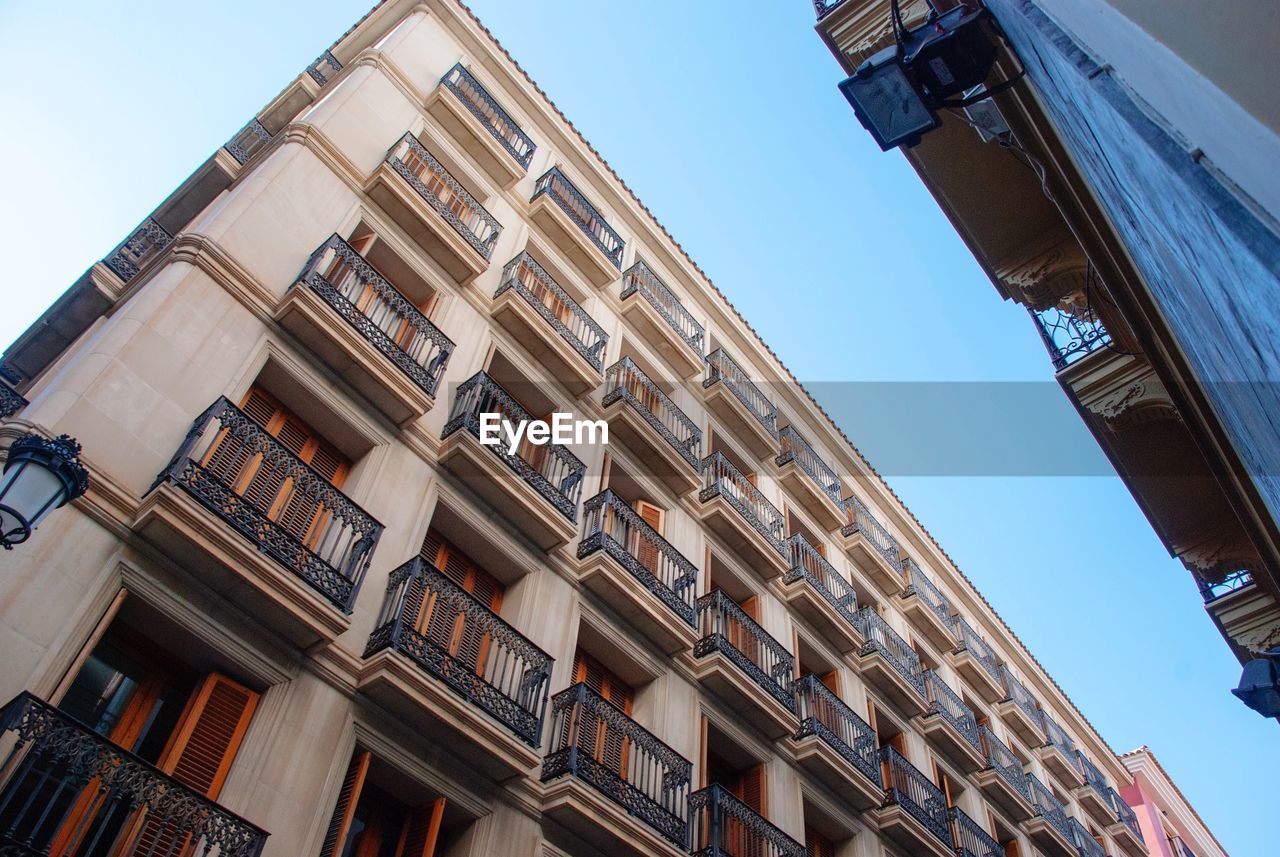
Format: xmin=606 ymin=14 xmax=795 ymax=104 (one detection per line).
xmin=736 ymin=764 xmax=765 ymax=814
xmin=634 ymin=500 xmax=664 ymax=575
xmin=398 ymin=798 xmax=445 ymax=857
xmin=416 ymin=529 xmax=504 ymax=675
xmin=572 ymin=650 xmax=633 ymax=782
xmin=319 ymin=750 xmax=371 ymax=857
xmin=572 ymin=650 xmax=633 ymax=714
xmin=805 ymin=827 xmax=836 ymax=857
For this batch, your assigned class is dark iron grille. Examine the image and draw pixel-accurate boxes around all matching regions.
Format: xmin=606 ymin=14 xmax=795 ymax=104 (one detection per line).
xmin=104 ymin=218 xmax=173 ymax=282
xmin=950 ymin=806 xmax=1003 ymax=857
xmin=0 ymin=385 xmax=26 ymax=419
xmin=1000 ymin=666 xmax=1043 ymax=728
xmin=950 ymin=616 xmax=1004 ymax=683
xmin=496 ymin=253 xmax=608 ymax=372
xmin=1028 ymin=775 xmax=1075 ymax=843
xmin=0 ymin=692 xmax=268 ymax=857
xmin=854 ymin=607 xmax=926 ymax=697
xmin=578 ymin=489 xmax=698 ymax=627
xmin=784 ymin=534 xmax=858 ymax=625
xmin=603 ymin=357 xmax=701 ymax=470
xmin=531 ymin=167 xmax=624 ymax=268
xmin=542 ymin=683 xmax=691 ymax=848
xmin=224 ymin=118 xmax=272 ymax=165
xmin=813 ymin=0 xmax=847 ymax=19
xmin=694 ymin=591 xmax=795 ymax=711
xmin=688 ymin=784 xmax=804 ymax=857
xmin=386 ymin=133 xmax=502 ymax=258
xmin=1030 ymin=305 xmax=1111 ymax=370
xmin=924 ymin=670 xmax=981 ymax=753
xmin=305 ymin=50 xmax=342 ymax=86
xmin=881 ymin=746 xmax=953 ymax=847
xmin=1198 ymin=568 xmax=1253 ymax=602
xmin=699 ymin=452 xmax=787 ymax=556
xmin=979 ymin=725 xmax=1031 ymax=801
xmin=840 ymin=494 xmax=902 ymax=571
xmin=1070 ymin=817 xmax=1107 ymax=857
xmin=1075 ymin=751 xmax=1111 ymax=805
xmin=1108 ymin=787 xmax=1142 ymax=839
xmin=703 ymin=348 xmax=779 ymax=439
xmin=620 ymin=261 xmax=704 ymax=356
xmin=1041 ymin=713 xmax=1078 ymax=769
xmin=902 ymin=557 xmax=954 ymax=627
xmin=364 ymin=558 xmax=553 ymax=747
xmin=792 ymin=674 xmax=880 ymax=788
xmin=775 ymin=425 xmax=842 ymax=505
xmin=440 ymin=63 xmax=535 ymax=168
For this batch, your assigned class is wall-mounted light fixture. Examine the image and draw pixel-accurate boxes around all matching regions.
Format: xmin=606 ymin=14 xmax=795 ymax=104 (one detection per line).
xmin=0 ymin=433 xmax=89 ymax=549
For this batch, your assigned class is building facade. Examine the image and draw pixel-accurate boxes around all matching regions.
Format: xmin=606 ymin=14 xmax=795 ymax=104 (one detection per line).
xmin=812 ymin=0 xmax=1280 ymax=695
xmin=1119 ymin=749 xmax=1227 ymax=857
xmin=0 ymin=1 xmax=1220 ymax=856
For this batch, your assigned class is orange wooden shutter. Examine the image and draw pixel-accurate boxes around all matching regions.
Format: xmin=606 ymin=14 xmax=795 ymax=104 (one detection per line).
xmin=634 ymin=500 xmax=664 ymax=574
xmin=319 ymin=750 xmax=371 ymax=857
xmin=572 ymin=650 xmax=634 ymax=713
xmin=398 ymin=798 xmax=445 ymax=857
xmin=805 ymin=827 xmax=835 ymax=857
xmin=572 ymin=650 xmax=633 ymax=778
xmin=417 ymin=529 xmax=504 ymax=675
xmin=736 ymin=764 xmax=765 ymax=814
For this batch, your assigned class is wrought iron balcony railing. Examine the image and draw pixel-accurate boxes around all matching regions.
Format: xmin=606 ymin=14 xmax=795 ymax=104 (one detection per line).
xmin=853 ymin=607 xmax=926 ymax=697
xmin=775 ymin=425 xmax=842 ymax=505
xmin=1030 ymin=305 xmax=1112 ymax=370
xmin=0 ymin=384 xmax=25 ymax=419
xmin=979 ymin=725 xmax=1031 ymax=801
xmin=153 ymin=397 xmax=383 ymax=611
xmin=578 ymin=489 xmax=698 ymax=627
xmin=306 ymin=49 xmax=342 ymax=86
xmin=542 ymin=683 xmax=691 ymax=847
xmin=689 ymin=784 xmax=804 ymax=857
xmin=440 ymin=63 xmax=536 ymax=169
xmin=442 ymin=371 xmax=586 ymax=522
xmin=784 ymin=534 xmax=858 ymax=624
xmin=951 ymin=806 xmax=1003 ymax=857
xmin=1198 ymin=568 xmax=1253 ymax=603
xmin=695 ymin=590 xmax=795 ymax=711
xmin=365 ymin=557 xmax=553 ymax=747
xmin=1108 ymin=787 xmax=1141 ymax=839
xmin=1000 ymin=666 xmax=1043 ymax=727
xmin=387 ymin=133 xmax=503 ymax=259
xmin=1029 ymin=774 xmax=1075 ymax=843
xmin=949 ymin=616 xmax=1004 ymax=683
xmin=603 ymin=357 xmax=701 ymax=469
xmin=621 ymin=261 xmax=705 ymax=357
xmin=0 ymin=692 xmax=268 ymax=856
xmin=104 ymin=217 xmax=173 ymax=282
xmin=700 ymin=452 xmax=787 ymax=556
xmin=1041 ymin=713 xmax=1078 ymax=766
xmin=923 ymin=670 xmax=981 ymax=754
xmin=903 ymin=558 xmax=954 ymax=627
xmin=532 ymin=167 xmax=624 ymax=269
xmin=813 ymin=0 xmax=848 ymax=19
xmin=1071 ymin=817 xmax=1107 ymax=857
xmin=297 ymin=234 xmax=455 ymax=396
xmin=840 ymin=494 xmax=903 ymax=570
xmin=792 ymin=674 xmax=880 ymax=788
xmin=1075 ymin=751 xmax=1111 ymax=806
xmin=225 ymin=118 xmax=272 ymax=165
xmin=703 ymin=348 xmax=779 ymax=440
xmin=496 ymin=253 xmax=608 ymax=372
xmin=881 ymin=746 xmax=953 ymax=847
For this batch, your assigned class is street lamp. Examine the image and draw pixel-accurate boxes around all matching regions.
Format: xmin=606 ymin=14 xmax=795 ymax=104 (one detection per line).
xmin=0 ymin=433 xmax=89 ymax=549
xmin=1232 ymin=646 xmax=1280 ymax=719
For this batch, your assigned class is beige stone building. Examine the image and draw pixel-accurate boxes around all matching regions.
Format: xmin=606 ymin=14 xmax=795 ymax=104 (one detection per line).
xmin=0 ymin=2 xmax=1221 ymax=856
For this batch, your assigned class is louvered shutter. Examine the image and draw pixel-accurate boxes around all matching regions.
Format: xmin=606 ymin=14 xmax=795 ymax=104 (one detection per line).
xmin=572 ymin=651 xmax=633 ymax=786
xmin=318 ymin=750 xmax=371 ymax=857
xmin=398 ymin=798 xmax=445 ymax=857
xmin=634 ymin=501 xmax=664 ymax=575
xmin=415 ymin=530 xmax=504 ymax=675
xmin=729 ymin=764 xmax=767 ymax=857
xmin=805 ymin=827 xmax=835 ymax=857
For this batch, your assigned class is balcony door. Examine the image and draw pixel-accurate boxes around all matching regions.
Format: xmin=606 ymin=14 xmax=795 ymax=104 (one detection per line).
xmin=415 ymin=528 xmax=505 ymax=676
xmin=318 ymin=750 xmax=444 ymax=857
xmin=632 ymin=499 xmax=664 ymax=576
xmin=571 ymin=650 xmax=634 ymax=790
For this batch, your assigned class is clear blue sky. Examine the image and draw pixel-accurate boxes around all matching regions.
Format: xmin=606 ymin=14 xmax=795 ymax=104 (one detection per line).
xmin=0 ymin=0 xmax=1268 ymax=853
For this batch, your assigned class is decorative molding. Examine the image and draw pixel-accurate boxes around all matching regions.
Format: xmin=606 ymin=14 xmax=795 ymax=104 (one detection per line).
xmin=998 ymin=238 xmax=1091 ymax=309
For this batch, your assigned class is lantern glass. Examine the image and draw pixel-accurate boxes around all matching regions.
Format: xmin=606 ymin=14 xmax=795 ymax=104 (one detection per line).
xmin=0 ymin=458 xmax=66 ymax=534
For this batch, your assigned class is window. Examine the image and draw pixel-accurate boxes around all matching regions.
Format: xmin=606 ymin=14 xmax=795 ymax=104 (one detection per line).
xmin=321 ymin=230 xmax=440 ymax=355
xmin=570 ymin=649 xmax=635 ymax=781
xmin=805 ymin=825 xmax=836 ymax=857
xmin=414 ymin=528 xmax=505 ymax=675
xmin=319 ymin=750 xmax=445 ymax=857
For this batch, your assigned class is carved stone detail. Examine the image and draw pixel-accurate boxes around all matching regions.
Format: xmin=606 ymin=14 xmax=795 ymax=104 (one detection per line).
xmin=999 ymin=238 xmax=1091 ymax=309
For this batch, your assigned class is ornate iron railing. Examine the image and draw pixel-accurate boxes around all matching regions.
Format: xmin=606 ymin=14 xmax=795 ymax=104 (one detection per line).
xmin=792 ymin=674 xmax=880 ymax=788
xmin=784 ymin=534 xmax=858 ymax=625
xmin=949 ymin=616 xmax=1004 ymax=683
xmin=902 ymin=557 xmax=954 ymax=627
xmin=0 ymin=692 xmax=268 ymax=856
xmin=305 ymin=49 xmax=342 ymax=86
xmin=104 ymin=217 xmax=173 ymax=282
xmin=881 ymin=746 xmax=953 ymax=847
xmin=440 ymin=63 xmax=536 ymax=169
xmin=703 ymin=349 xmax=778 ymax=440
xmin=979 ymin=725 xmax=1031 ymax=801
xmin=1071 ymin=817 xmax=1107 ymax=857
xmin=1028 ymin=775 xmax=1074 ymax=843
xmin=840 ymin=494 xmax=902 ymax=571
xmin=531 ymin=167 xmax=624 ymax=269
xmin=695 ymin=590 xmax=795 ymax=711
xmin=442 ymin=371 xmax=586 ymax=521
xmin=296 ymin=234 xmax=454 ymax=396
xmin=1031 ymin=305 xmax=1112 ymax=370
xmin=620 ymin=261 xmax=704 ymax=356
xmin=386 ymin=134 xmax=502 ymax=259
xmin=1198 ymin=568 xmax=1253 ymax=602
xmin=496 ymin=253 xmax=608 ymax=372
xmin=1108 ymin=787 xmax=1141 ymax=839
xmin=0 ymin=384 xmax=25 ymax=419
xmin=775 ymin=425 xmax=842 ymax=505
xmin=853 ymin=607 xmax=926 ymax=697
xmin=224 ymin=118 xmax=272 ymax=165
xmin=813 ymin=0 xmax=848 ymax=19
xmin=603 ymin=357 xmax=701 ymax=469
xmin=578 ymin=489 xmax=698 ymax=627
xmin=951 ymin=806 xmax=1003 ymax=857
xmin=1000 ymin=666 xmax=1043 ymax=728
xmin=699 ymin=452 xmax=787 ymax=556
xmin=365 ymin=557 xmax=553 ymax=747
xmin=1075 ymin=751 xmax=1111 ymax=806
xmin=542 ymin=683 xmax=691 ymax=847
xmin=923 ymin=670 xmax=981 ymax=753
xmin=152 ymin=397 xmax=382 ymax=611
xmin=1041 ymin=713 xmax=1078 ymax=767
xmin=689 ymin=784 xmax=804 ymax=857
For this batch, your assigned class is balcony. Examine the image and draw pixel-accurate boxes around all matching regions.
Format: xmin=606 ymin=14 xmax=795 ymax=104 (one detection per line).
xmin=0 ymin=692 xmax=269 ymax=857
xmin=899 ymin=558 xmax=956 ymax=651
xmin=852 ymin=607 xmax=927 ymax=715
xmin=1106 ymin=788 xmax=1148 ymax=857
xmin=1073 ymin=752 xmax=1118 ymax=826
xmin=974 ymin=726 xmax=1035 ymax=821
xmin=366 ymin=133 xmax=502 ymax=283
xmin=439 ymin=371 xmax=585 ymax=550
xmin=997 ymin=666 xmax=1047 ymax=746
xmin=1038 ymin=713 xmax=1086 ymax=787
xmin=1071 ymin=817 xmax=1108 ymax=857
xmin=1031 ymin=304 xmax=1112 ymax=372
xmin=689 ymin=784 xmax=804 ymax=857
xmin=275 ymin=234 xmax=454 ymax=425
xmin=697 ymin=452 xmax=789 ymax=577
xmin=359 ymin=557 xmax=552 ymax=780
xmin=619 ymin=261 xmax=705 ymax=378
xmin=778 ymin=535 xmax=862 ymax=653
xmin=1024 ymin=775 xmax=1078 ymax=857
xmin=774 ymin=426 xmax=844 ymax=530
xmin=223 ymin=117 xmax=273 ymax=166
xmin=104 ymin=217 xmax=174 ymax=283
xmin=490 ymin=253 xmax=608 ymax=396
xmin=541 ymin=683 xmax=691 ymax=854
xmin=691 ymin=590 xmax=796 ymax=738
xmin=136 ymin=397 xmax=382 ymax=646
xmin=0 ymin=384 xmax=25 ymax=419
xmin=788 ymin=674 xmax=883 ymax=808
xmin=919 ymin=671 xmax=985 ymax=772
xmin=702 ymin=349 xmax=780 ymax=458
xmin=839 ymin=495 xmax=905 ymax=595
xmin=428 ymin=63 xmax=535 ymax=186
xmin=305 ymin=49 xmax=342 ymax=86
xmin=576 ymin=489 xmax=699 ymax=654
xmin=951 ymin=807 xmax=1004 ymax=857
xmin=602 ymin=357 xmax=701 ymax=494
xmin=529 ymin=166 xmax=624 ymax=286
xmin=875 ymin=746 xmax=954 ymax=857
xmin=947 ymin=616 xmax=1006 ymax=703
